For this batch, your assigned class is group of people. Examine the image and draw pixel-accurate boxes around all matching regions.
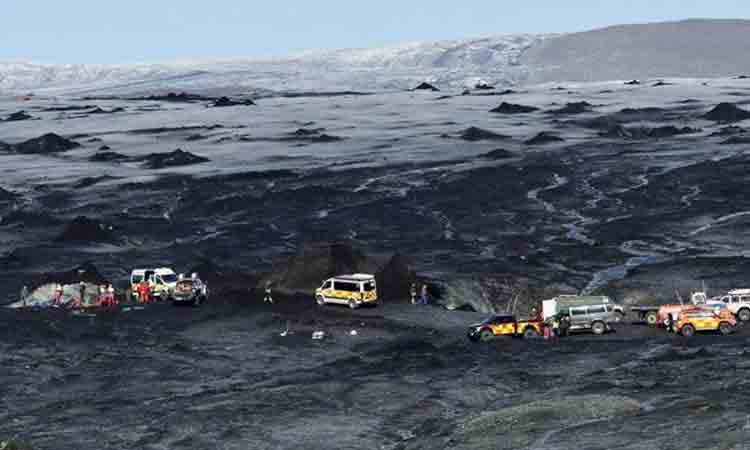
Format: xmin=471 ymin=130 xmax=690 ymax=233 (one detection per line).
xmin=531 ymin=307 xmax=572 ymax=342
xmin=410 ymin=283 xmax=430 ymax=305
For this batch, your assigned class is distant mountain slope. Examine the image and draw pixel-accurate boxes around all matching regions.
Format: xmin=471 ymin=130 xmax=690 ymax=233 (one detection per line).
xmin=521 ymin=19 xmax=750 ymax=83
xmin=1 ymin=19 xmax=749 ymax=95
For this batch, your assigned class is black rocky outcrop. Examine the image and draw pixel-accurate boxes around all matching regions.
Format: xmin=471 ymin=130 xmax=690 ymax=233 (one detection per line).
xmin=702 ymin=103 xmax=750 ymax=123
xmin=625 ymin=80 xmax=641 ymax=85
xmin=459 ymin=127 xmax=510 ymax=142
xmin=413 ymin=82 xmax=439 ymax=92
xmin=12 ymin=133 xmax=80 ymax=154
xmin=525 ymin=132 xmax=565 ymax=145
xmin=490 ymin=102 xmax=538 ymax=114
xmin=139 ymin=149 xmax=210 ymax=169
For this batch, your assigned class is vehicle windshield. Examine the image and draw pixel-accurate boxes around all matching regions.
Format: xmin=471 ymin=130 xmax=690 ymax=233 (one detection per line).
xmin=161 ymin=274 xmax=178 ymax=284
xmin=363 ymin=281 xmax=376 ymax=291
xmin=481 ymin=316 xmax=510 ymax=325
xmin=132 ymin=275 xmax=144 ymax=283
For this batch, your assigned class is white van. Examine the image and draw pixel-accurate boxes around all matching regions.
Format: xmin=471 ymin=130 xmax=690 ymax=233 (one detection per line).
xmin=130 ymin=268 xmax=178 ymax=300
xmin=315 ymin=274 xmax=378 ymax=309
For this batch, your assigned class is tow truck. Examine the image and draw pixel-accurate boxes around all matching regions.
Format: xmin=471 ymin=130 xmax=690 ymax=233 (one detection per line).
xmin=467 ymin=314 xmax=543 ymax=342
xmin=632 ymin=291 xmax=736 ymax=326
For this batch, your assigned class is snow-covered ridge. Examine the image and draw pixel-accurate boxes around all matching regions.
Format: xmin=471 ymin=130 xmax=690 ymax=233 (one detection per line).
xmin=3 ymin=19 xmax=750 ymax=96
xmin=0 ymin=34 xmax=544 ymax=95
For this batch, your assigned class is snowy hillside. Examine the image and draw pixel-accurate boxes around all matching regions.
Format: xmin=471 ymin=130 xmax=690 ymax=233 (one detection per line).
xmin=0 ymin=34 xmax=543 ymax=96
xmin=2 ymin=19 xmax=750 ymax=96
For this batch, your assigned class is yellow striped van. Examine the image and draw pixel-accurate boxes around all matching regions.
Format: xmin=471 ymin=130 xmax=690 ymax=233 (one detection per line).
xmin=315 ymin=274 xmax=378 ymax=309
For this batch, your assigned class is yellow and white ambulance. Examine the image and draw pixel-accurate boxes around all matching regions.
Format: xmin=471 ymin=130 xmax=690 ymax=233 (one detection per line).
xmin=315 ymin=274 xmax=378 ymax=309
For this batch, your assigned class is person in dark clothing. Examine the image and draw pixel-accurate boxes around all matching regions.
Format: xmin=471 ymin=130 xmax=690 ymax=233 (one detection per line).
xmin=666 ymin=313 xmax=675 ymax=333
xmin=79 ymin=282 xmax=86 ymax=307
xmin=560 ymin=314 xmax=571 ymax=337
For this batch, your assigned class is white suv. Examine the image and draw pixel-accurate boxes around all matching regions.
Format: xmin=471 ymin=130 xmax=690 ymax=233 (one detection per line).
xmin=711 ymin=289 xmax=750 ymax=322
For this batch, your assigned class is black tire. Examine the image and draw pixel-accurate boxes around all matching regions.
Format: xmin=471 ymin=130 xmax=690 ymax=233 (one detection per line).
xmin=591 ymin=321 xmax=606 ymax=335
xmin=523 ymin=327 xmax=539 ymax=339
xmin=348 ymin=299 xmax=358 ymax=309
xmin=737 ymin=308 xmax=750 ymax=322
xmin=645 ymin=311 xmax=658 ymax=326
xmin=681 ymin=324 xmax=695 ymax=337
xmin=479 ymin=329 xmax=494 ymax=342
xmin=719 ymin=322 xmax=733 ymax=336
xmin=316 ymin=295 xmax=326 ymax=306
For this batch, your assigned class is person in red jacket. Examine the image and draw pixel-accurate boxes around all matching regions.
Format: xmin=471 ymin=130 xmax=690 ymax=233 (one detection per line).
xmin=137 ymin=280 xmax=151 ymax=304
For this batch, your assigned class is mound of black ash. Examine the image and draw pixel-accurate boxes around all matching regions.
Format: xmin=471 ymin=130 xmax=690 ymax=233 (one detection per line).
xmin=86 ymin=107 xmax=125 ymax=114
xmin=212 ymin=97 xmax=256 ymax=107
xmin=43 ymin=105 xmax=97 ymax=112
xmin=490 ymin=102 xmax=538 ymax=114
xmin=525 ymin=132 xmax=565 ymax=145
xmin=74 ymin=176 xmax=117 ymax=189
xmin=599 ymin=125 xmax=701 ymax=139
xmin=375 ymin=253 xmax=417 ymax=303
xmin=12 ymin=133 xmax=80 ymax=154
xmin=89 ymin=151 xmax=129 ymax=163
xmin=413 ymin=82 xmax=439 ymax=92
xmin=460 ymin=127 xmax=510 ymax=141
xmin=285 ymin=128 xmax=344 ymax=143
xmin=480 ymin=149 xmax=515 ymax=160
xmin=548 ymin=102 xmax=593 ymax=115
xmin=702 ymin=103 xmax=750 ymax=122
xmin=143 ymin=92 xmax=207 ymax=102
xmin=3 ymin=111 xmax=34 ymax=122
xmin=56 ymin=216 xmax=116 ymax=243
xmin=139 ymin=149 xmax=210 ymax=169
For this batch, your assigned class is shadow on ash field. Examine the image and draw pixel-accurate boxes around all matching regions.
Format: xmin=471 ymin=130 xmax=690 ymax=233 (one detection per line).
xmin=3 ymin=81 xmax=750 ymax=448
